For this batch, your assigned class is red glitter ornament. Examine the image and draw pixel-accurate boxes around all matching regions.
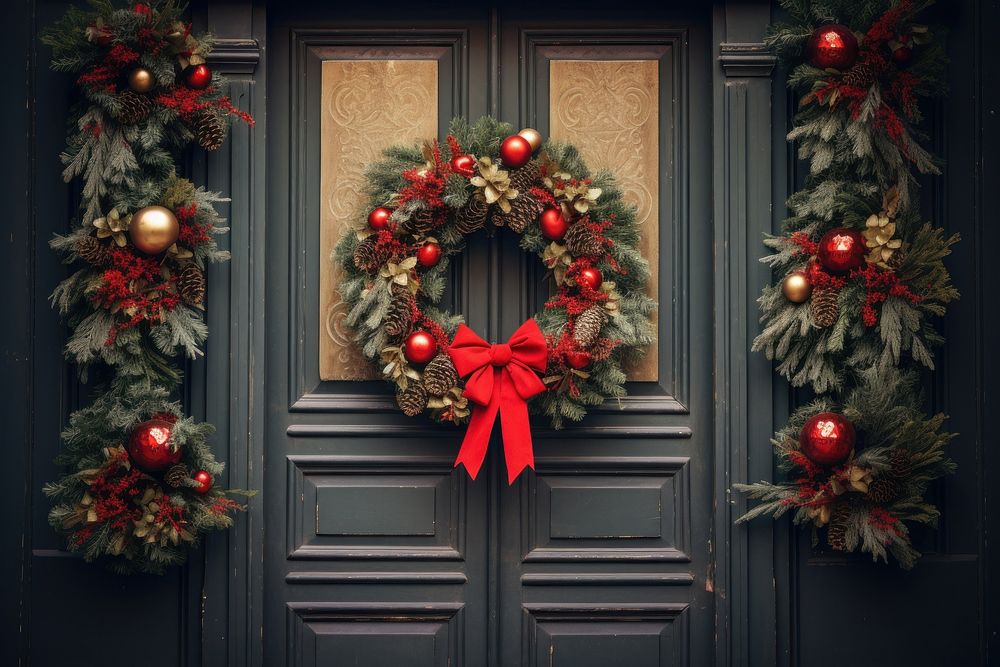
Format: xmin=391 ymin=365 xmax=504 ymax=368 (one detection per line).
xmin=892 ymin=45 xmax=912 ymax=65
xmin=806 ymin=24 xmax=859 ymax=70
xmin=191 ymin=470 xmax=213 ymax=494
xmin=577 ymin=267 xmax=603 ymax=290
xmin=565 ymin=351 xmax=592 ymax=369
xmin=404 ymin=330 xmax=438 ymax=364
xmin=449 ymin=154 xmax=476 ymax=178
xmin=539 ymin=207 xmax=569 ymax=240
xmin=499 ymin=134 xmax=533 ymax=169
xmin=799 ymin=412 xmax=856 ymax=466
xmin=127 ymin=419 xmax=182 ymax=472
xmin=817 ymin=227 xmax=866 ymax=274
xmin=368 ymin=207 xmax=392 ymax=230
xmin=417 ymin=242 xmax=442 ymax=268
xmin=184 ymin=63 xmax=212 ymax=89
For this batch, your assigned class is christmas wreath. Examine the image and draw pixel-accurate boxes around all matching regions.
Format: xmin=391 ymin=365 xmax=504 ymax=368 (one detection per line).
xmin=736 ymin=0 xmax=957 ymax=568
xmin=334 ymin=117 xmax=654 ymax=482
xmin=41 ymin=1 xmax=254 ymax=573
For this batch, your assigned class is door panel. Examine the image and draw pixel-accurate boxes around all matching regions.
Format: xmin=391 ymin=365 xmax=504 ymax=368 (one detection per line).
xmin=266 ymin=7 xmax=491 ymax=666
xmin=266 ymin=4 xmax=713 ymax=665
xmin=497 ymin=9 xmax=714 ymax=666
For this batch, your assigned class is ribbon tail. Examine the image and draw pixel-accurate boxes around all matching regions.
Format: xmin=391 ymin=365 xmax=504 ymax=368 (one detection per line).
xmin=454 ymin=372 xmax=501 ymax=480
xmin=498 ymin=373 xmax=535 ymax=484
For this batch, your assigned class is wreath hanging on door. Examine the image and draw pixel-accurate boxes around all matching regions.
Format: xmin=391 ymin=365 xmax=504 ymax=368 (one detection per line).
xmin=734 ymin=0 xmax=957 ymax=569
xmin=334 ymin=117 xmax=655 ymax=482
xmin=41 ymin=2 xmax=254 ymax=573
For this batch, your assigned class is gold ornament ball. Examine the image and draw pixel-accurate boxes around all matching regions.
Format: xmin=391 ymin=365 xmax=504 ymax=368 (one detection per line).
xmin=128 ymin=67 xmax=155 ymax=93
xmin=517 ymin=127 xmax=543 ymax=152
xmin=129 ymin=206 xmax=179 ymax=255
xmin=782 ymin=270 xmax=813 ymax=303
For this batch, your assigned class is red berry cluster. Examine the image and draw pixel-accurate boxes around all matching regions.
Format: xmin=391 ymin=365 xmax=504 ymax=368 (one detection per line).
xmin=93 ymin=247 xmax=181 ymax=345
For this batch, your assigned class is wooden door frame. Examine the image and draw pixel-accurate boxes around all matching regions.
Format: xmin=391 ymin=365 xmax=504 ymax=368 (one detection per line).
xmin=200 ymin=2 xmax=779 ymax=666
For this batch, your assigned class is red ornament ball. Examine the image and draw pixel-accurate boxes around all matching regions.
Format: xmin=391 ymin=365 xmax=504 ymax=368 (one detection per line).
xmin=417 ymin=242 xmax=442 ymax=268
xmin=499 ymin=134 xmax=533 ymax=169
xmin=565 ymin=351 xmax=592 ymax=370
xmin=539 ymin=207 xmax=569 ymax=240
xmin=404 ymin=330 xmax=438 ymax=365
xmin=817 ymin=227 xmax=866 ymax=274
xmin=450 ymin=154 xmax=476 ymax=178
xmin=799 ymin=412 xmax=856 ymax=466
xmin=806 ymin=24 xmax=859 ymax=70
xmin=191 ymin=470 xmax=213 ymax=494
xmin=368 ymin=207 xmax=392 ymax=230
xmin=892 ymin=46 xmax=912 ymax=65
xmin=128 ymin=419 xmax=182 ymax=472
xmin=184 ymin=63 xmax=212 ymax=89
xmin=576 ymin=267 xmax=603 ymax=290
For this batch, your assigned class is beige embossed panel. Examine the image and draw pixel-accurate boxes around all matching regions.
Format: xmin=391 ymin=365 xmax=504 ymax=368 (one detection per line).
xmin=320 ymin=60 xmax=438 ymax=380
xmin=549 ymin=59 xmax=659 ymax=382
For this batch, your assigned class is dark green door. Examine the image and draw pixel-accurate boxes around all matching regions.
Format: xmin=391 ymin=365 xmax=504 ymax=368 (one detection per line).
xmin=264 ymin=4 xmax=714 ymax=665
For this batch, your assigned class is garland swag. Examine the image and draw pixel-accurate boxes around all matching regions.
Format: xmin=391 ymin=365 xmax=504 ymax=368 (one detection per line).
xmin=735 ymin=0 xmax=957 ymax=568
xmin=42 ymin=1 xmax=254 ymax=573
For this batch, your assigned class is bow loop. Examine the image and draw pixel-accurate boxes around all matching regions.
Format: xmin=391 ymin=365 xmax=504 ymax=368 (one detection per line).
xmin=447 ymin=320 xmax=547 ymax=483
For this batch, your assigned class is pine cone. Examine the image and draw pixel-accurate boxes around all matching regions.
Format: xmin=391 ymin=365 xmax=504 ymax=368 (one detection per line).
xmin=455 ymin=194 xmax=490 ymax=235
xmin=565 ymin=221 xmax=604 ymax=257
xmin=396 ymin=382 xmax=428 ymax=417
xmin=508 ymin=160 xmax=541 ymax=193
xmin=164 ymin=464 xmax=189 ymax=488
xmin=886 ymin=247 xmax=907 ymax=271
xmin=573 ymin=305 xmax=609 ymax=349
xmin=423 ymin=353 xmax=459 ymax=397
xmin=75 ymin=235 xmax=109 ymax=266
xmin=866 ymin=477 xmax=900 ymax=504
xmin=384 ymin=288 xmax=415 ymax=339
xmin=810 ymin=287 xmax=840 ymax=328
xmin=114 ymin=90 xmax=152 ymax=125
xmin=497 ymin=192 xmax=543 ymax=233
xmin=196 ymin=112 xmax=226 ymax=151
xmin=405 ymin=209 xmax=437 ymax=236
xmin=353 ymin=235 xmax=383 ymax=273
xmin=826 ymin=502 xmax=852 ymax=552
xmin=178 ymin=264 xmax=206 ymax=305
xmin=842 ymin=62 xmax=876 ymax=88
xmin=889 ymin=448 xmax=915 ymax=478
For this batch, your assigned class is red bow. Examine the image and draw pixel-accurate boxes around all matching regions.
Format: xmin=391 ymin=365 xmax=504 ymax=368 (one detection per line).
xmin=447 ymin=319 xmax=547 ymax=483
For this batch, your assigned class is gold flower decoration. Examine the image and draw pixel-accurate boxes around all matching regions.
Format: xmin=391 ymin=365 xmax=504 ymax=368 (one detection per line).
xmin=562 ymin=181 xmax=602 ymax=214
xmin=93 ymin=207 xmax=131 ymax=247
xmin=381 ymin=345 xmax=421 ymax=389
xmin=542 ymin=241 xmax=573 ymax=285
xmin=831 ymin=465 xmax=874 ymax=495
xmin=863 ymin=187 xmax=903 ymax=268
xmin=167 ymin=242 xmax=193 ymax=261
xmin=133 ymin=487 xmax=194 ymax=546
xmin=601 ymin=281 xmax=622 ymax=317
xmin=428 ymin=386 xmax=470 ymax=420
xmin=808 ymin=503 xmax=833 ymax=527
xmin=470 ymin=157 xmax=518 ymax=214
xmin=544 ymin=170 xmax=601 ymax=214
xmin=379 ymin=256 xmax=419 ymax=295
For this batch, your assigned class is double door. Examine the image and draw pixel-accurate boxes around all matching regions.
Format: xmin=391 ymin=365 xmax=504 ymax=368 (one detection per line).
xmin=265 ymin=3 xmax=714 ymax=664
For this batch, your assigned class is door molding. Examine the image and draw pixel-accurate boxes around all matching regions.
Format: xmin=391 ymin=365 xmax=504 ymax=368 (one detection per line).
xmin=711 ymin=5 xmax=777 ymax=667
xmin=200 ymin=3 xmax=267 ymax=666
